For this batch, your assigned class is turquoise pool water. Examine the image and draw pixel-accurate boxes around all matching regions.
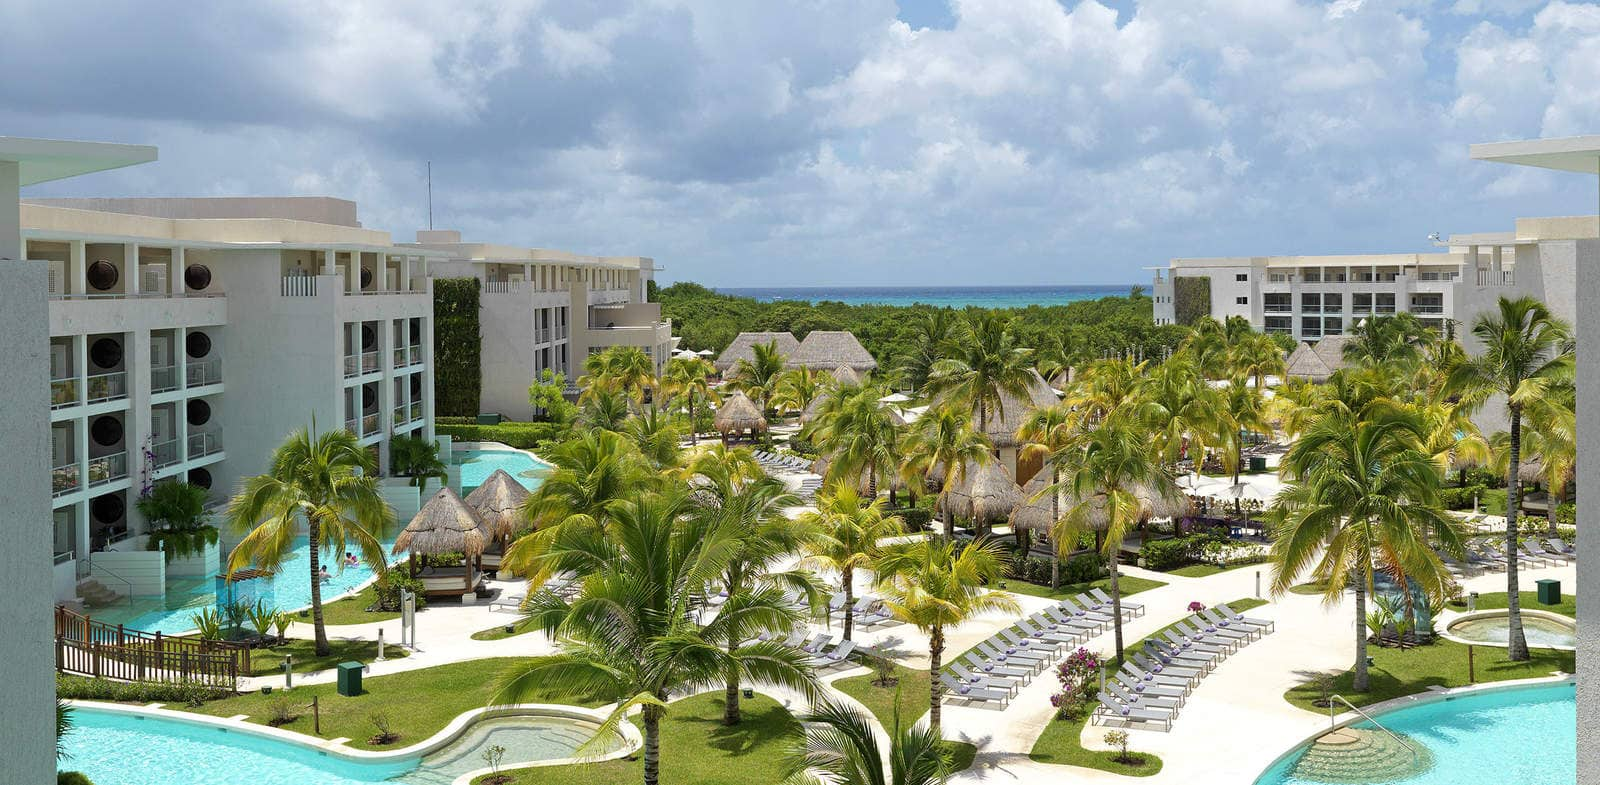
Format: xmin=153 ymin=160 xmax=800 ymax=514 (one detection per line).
xmin=61 ymin=707 xmax=418 ymax=785
xmin=453 ymin=448 xmax=550 ymax=492
xmin=1255 ymin=682 xmax=1576 ymax=785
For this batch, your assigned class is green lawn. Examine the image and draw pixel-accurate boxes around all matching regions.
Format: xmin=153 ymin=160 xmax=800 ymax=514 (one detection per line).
xmin=191 ymin=658 xmax=599 ymax=749
xmin=1168 ymin=562 xmax=1265 ymax=579
xmin=1447 ymin=590 xmax=1575 ymax=619
xmin=997 ymin=574 xmax=1167 ymax=603
xmin=834 ymin=661 xmax=934 ymax=729
xmin=1290 ymin=581 xmax=1331 ymax=595
xmin=1282 ymin=638 xmax=1575 ymax=713
xmin=471 ymin=616 xmax=540 ymax=641
xmin=1027 ymin=597 xmax=1268 ymax=776
xmin=243 ymin=638 xmax=406 ymax=677
xmin=315 ymin=584 xmax=401 ymax=626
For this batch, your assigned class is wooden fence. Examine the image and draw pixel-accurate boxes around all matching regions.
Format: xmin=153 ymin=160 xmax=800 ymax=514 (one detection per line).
xmin=54 ymin=606 xmax=247 ymax=691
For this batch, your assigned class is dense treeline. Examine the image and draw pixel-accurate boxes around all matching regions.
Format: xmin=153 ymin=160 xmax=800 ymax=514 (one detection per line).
xmin=656 ymin=281 xmax=1191 ymax=366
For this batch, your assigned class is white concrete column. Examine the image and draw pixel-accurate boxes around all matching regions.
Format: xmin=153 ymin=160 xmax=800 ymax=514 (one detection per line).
xmin=0 ymin=162 xmax=18 ymax=261
xmin=170 ymin=246 xmax=184 ymax=295
xmin=322 ymin=248 xmax=337 ymax=275
xmin=70 ymin=240 xmax=86 ymax=295
xmin=126 ymin=242 xmax=141 ymax=295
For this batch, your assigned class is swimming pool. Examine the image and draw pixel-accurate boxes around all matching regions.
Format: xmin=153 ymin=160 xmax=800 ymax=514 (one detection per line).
xmin=1444 ymin=610 xmax=1576 ymax=650
xmin=1254 ymin=681 xmax=1575 ymax=785
xmin=453 ymin=447 xmax=550 ymax=493
xmin=397 ymin=715 xmax=621 ymax=783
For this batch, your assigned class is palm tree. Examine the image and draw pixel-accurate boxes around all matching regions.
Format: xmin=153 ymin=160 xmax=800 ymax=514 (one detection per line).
xmin=1137 ymin=353 xmax=1222 ymax=471
xmin=1016 ymin=403 xmax=1074 ymax=587
xmin=1491 ymin=381 xmax=1575 ymax=537
xmin=784 ymin=697 xmax=955 ymax=785
xmin=660 ymin=356 xmax=716 ymax=444
xmin=679 ymin=442 xmax=765 ymax=488
xmin=1342 ymin=313 xmax=1431 ymax=369
xmin=389 ymin=433 xmax=448 ymax=490
xmin=1218 ymin=377 xmax=1270 ymax=493
xmin=581 ymin=346 xmax=656 ymax=408
xmin=874 ymin=537 xmax=1017 ymax=736
xmin=900 ymin=404 xmax=993 ymax=539
xmin=1446 ymin=295 xmax=1573 ymax=661
xmin=893 ymin=309 xmax=956 ymax=392
xmin=497 ymin=489 xmax=819 ymax=785
xmin=809 ymin=382 xmax=901 ymax=500
xmin=798 ymin=487 xmax=904 ymax=641
xmin=623 ymin=407 xmax=684 ymax=470
xmin=924 ymin=312 xmax=1034 ymax=436
xmin=1269 ymin=402 xmax=1463 ymax=691
xmin=729 ymin=340 xmax=788 ymax=414
xmin=578 ymin=387 xmax=633 ymax=432
xmin=1047 ymin=417 xmax=1174 ymax=660
xmin=506 ymin=430 xmax=653 ymax=581
xmin=224 ymin=424 xmax=393 ymax=656
xmin=136 ymin=480 xmax=218 ymax=561
xmin=1034 ymin=330 xmax=1080 ymax=387
xmin=1229 ymin=333 xmax=1285 ymax=391
xmin=773 ymin=366 xmax=832 ymax=419
xmin=1063 ymin=357 xmax=1144 ymax=428
xmin=1182 ymin=317 xmax=1229 ymax=376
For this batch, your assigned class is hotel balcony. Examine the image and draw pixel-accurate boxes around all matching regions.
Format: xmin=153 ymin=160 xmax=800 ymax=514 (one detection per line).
xmin=362 ymin=413 xmax=380 ymax=435
xmin=187 ymin=431 xmax=223 ymax=459
xmin=87 ymin=452 xmax=127 ymax=488
xmin=151 ymin=365 xmax=180 ymax=394
xmin=186 ymin=357 xmax=223 ymax=387
xmin=152 ymin=438 xmax=181 ymax=469
xmin=52 ymin=462 xmax=80 ymax=497
xmin=344 ymin=350 xmax=380 ymax=378
xmin=51 ymin=376 xmax=79 ymax=409
xmin=85 ymin=371 xmax=127 ymax=405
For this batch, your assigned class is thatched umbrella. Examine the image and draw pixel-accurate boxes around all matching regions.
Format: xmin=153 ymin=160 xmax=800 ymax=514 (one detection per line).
xmin=463 ymin=469 xmax=530 ymax=568
xmin=801 ymin=391 xmax=831 ymax=424
xmin=944 ymin=459 xmax=1022 ymax=532
xmin=392 ymin=486 xmax=489 ymax=593
xmin=812 ymin=452 xmax=905 ymax=496
xmin=714 ymin=390 xmax=767 ymax=443
xmin=1011 ymin=475 xmax=1056 ymax=539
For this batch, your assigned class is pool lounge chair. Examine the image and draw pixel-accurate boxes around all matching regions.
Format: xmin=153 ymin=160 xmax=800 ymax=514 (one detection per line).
xmin=1162 ymin=628 xmax=1232 ymax=658
xmin=977 ymin=639 xmax=1049 ymax=672
xmin=948 ymin=662 xmax=1022 ymax=696
xmin=1523 ymin=541 xmax=1573 ymax=564
xmin=1029 ymin=611 xmax=1093 ymax=642
xmin=1090 ymin=587 xmax=1145 ymax=617
xmin=1181 ymin=617 xmax=1250 ymax=647
xmin=1547 ymin=537 xmax=1577 ymax=557
xmin=811 ymin=639 xmax=858 ymax=671
xmin=1042 ymin=604 xmax=1106 ymax=636
xmin=939 ymin=674 xmax=1010 ymax=707
xmin=1132 ymin=651 xmax=1204 ymax=682
xmin=1200 ymin=608 xmax=1262 ymax=640
xmin=963 ymin=652 xmax=1034 ymax=682
xmin=1017 ymin=618 xmax=1082 ymax=649
xmin=1107 ymin=681 xmax=1180 ymax=713
xmin=1055 ymin=598 xmax=1114 ymax=629
xmin=998 ymin=629 xmax=1061 ymax=660
xmin=1218 ymin=603 xmax=1276 ymax=634
xmin=1114 ymin=672 xmax=1186 ymax=707
xmin=1123 ymin=660 xmax=1195 ymax=692
xmin=1075 ymin=592 xmax=1135 ymax=622
xmin=1094 ymin=692 xmax=1172 ymax=731
xmin=1149 ymin=636 xmax=1221 ymax=670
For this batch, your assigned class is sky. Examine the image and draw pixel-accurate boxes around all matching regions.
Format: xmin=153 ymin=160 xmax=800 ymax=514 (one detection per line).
xmin=3 ymin=0 xmax=1597 ymax=287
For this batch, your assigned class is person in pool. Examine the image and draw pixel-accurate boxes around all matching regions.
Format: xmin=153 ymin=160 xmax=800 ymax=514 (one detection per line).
xmin=319 ymin=565 xmax=332 ymax=582
xmin=344 ymin=551 xmax=358 ymax=567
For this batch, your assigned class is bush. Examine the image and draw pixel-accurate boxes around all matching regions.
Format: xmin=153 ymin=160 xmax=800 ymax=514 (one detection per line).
xmin=898 ymin=507 xmax=932 ymax=531
xmin=56 ymin=674 xmax=226 ymax=706
xmin=1139 ymin=538 xmax=1193 ymax=572
xmin=1459 ymin=467 xmax=1504 ymax=488
xmin=1554 ymin=503 xmax=1576 ymax=529
xmin=436 ymin=421 xmax=565 ymax=450
xmin=371 ymin=571 xmax=428 ymax=612
xmin=1439 ymin=484 xmax=1488 ymax=511
xmin=58 ymin=773 xmax=95 ymax=785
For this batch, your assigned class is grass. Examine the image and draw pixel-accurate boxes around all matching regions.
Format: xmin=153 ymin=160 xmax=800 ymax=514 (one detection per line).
xmin=471 ymin=616 xmax=541 ymax=641
xmin=314 ymin=584 xmax=401 ymax=626
xmin=243 ymin=638 xmax=406 ymax=677
xmin=1026 ymin=597 xmax=1267 ymax=776
xmin=834 ymin=661 xmax=934 ymax=729
xmin=190 ymin=657 xmax=599 ymax=749
xmin=1290 ymin=581 xmax=1330 ymax=595
xmin=1479 ymin=487 xmax=1508 ymax=515
xmin=1282 ymin=637 xmax=1575 ymax=713
xmin=1447 ymin=590 xmax=1575 ymax=619
xmin=1168 ymin=561 xmax=1265 ymax=579
xmin=998 ymin=574 xmax=1167 ymax=603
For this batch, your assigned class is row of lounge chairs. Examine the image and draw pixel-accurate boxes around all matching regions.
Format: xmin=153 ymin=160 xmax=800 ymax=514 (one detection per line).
xmin=754 ymin=450 xmax=812 ymax=474
xmin=827 ymin=592 xmax=903 ymax=630
xmin=942 ymin=590 xmax=1146 ymax=709
xmin=1094 ymin=603 xmax=1275 ymax=732
xmin=490 ymin=572 xmax=581 ymax=613
xmin=753 ymin=629 xmax=858 ymax=672
xmin=1445 ymin=538 xmax=1577 ymax=576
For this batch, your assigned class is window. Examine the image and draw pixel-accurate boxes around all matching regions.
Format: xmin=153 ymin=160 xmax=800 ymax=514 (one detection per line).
xmin=1264 ymin=293 xmax=1292 ymax=312
xmin=1235 ymin=296 xmax=1249 ymax=305
xmin=1300 ymin=293 xmax=1321 ymax=312
xmin=1235 ymin=273 xmax=1248 ymax=282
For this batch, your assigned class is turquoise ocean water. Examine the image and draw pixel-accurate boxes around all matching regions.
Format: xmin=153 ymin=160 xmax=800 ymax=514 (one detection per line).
xmin=713 ymin=284 xmax=1137 ymax=309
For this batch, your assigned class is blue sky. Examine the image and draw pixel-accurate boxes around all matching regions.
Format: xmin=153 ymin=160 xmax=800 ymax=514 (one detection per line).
xmin=3 ymin=1 xmax=1596 ymax=287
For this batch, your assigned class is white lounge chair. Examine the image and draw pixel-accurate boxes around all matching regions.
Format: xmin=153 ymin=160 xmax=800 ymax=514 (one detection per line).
xmin=1094 ymin=692 xmax=1171 ymax=731
xmin=1218 ymin=603 xmax=1275 ymax=634
xmin=1090 ymin=587 xmax=1145 ymax=617
xmin=939 ymin=674 xmax=1009 ymax=707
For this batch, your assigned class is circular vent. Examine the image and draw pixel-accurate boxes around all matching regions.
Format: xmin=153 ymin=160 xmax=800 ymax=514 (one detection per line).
xmin=90 ymin=416 xmax=123 ymax=447
xmin=89 ymin=337 xmax=124 ymax=369
xmin=87 ymin=260 xmax=119 ymax=291
xmin=362 ymin=384 xmax=377 ymax=412
xmin=361 ymin=324 xmax=377 ymax=351
xmin=186 ymin=331 xmax=212 ymax=358
xmin=187 ymin=468 xmax=212 ymax=490
xmin=91 ymin=494 xmax=125 ymax=523
xmin=184 ymin=264 xmax=213 ymax=291
xmin=360 ymin=267 xmax=374 ymax=288
xmin=186 ymin=399 xmax=211 ymax=426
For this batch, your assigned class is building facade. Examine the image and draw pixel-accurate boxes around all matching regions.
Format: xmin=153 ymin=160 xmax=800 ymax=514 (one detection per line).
xmin=410 ymin=230 xmax=672 ymax=420
xmin=20 ymin=197 xmax=438 ymax=604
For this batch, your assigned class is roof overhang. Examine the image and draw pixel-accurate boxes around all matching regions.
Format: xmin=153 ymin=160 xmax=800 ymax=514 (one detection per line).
xmin=0 ymin=136 xmax=158 ymax=186
xmin=1470 ymin=136 xmax=1600 ymax=174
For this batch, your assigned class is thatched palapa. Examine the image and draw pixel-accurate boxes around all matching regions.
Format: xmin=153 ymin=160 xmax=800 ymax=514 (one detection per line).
xmin=1010 ymin=475 xmax=1058 ymax=536
xmin=944 ymin=459 xmax=1023 ymax=527
xmin=830 ymin=363 xmax=863 ymax=386
xmin=394 ymin=486 xmax=489 ymax=557
xmin=1285 ymin=335 xmax=1352 ymax=383
xmin=965 ymin=369 xmax=1060 ymax=449
xmin=714 ymin=390 xmax=767 ymax=440
xmin=463 ymin=469 xmax=530 ymax=542
xmin=791 ymin=331 xmax=878 ymax=372
xmin=713 ymin=332 xmax=800 ymax=372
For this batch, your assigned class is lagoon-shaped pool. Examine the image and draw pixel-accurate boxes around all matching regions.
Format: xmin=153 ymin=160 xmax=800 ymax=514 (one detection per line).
xmin=453 ymin=448 xmax=551 ymax=493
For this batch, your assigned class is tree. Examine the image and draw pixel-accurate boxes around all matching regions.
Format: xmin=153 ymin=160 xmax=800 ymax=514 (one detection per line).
xmin=659 ymin=357 xmax=715 ymax=444
xmin=505 ymin=430 xmax=654 ymax=581
xmin=925 ymin=312 xmax=1035 ymax=436
xmin=389 ymin=433 xmax=448 ymax=491
xmin=874 ymin=537 xmax=1017 ymax=736
xmin=581 ymin=346 xmax=657 ymax=409
xmin=773 ymin=366 xmax=833 ymax=419
xmin=798 ymin=487 xmax=904 ymax=642
xmin=623 ymin=408 xmax=685 ymax=470
xmin=578 ymin=387 xmax=633 ymax=432
xmin=1491 ymin=380 xmax=1575 ymax=537
xmin=1217 ymin=377 xmax=1270 ymax=492
xmin=1269 ymin=402 xmax=1463 ymax=691
xmin=728 ymin=340 xmax=788 ymax=415
xmin=1446 ymin=296 xmax=1573 ymax=661
xmin=1016 ymin=403 xmax=1074 ymax=587
xmin=784 ymin=697 xmax=955 ymax=785
xmin=496 ymin=489 xmax=819 ymax=785
xmin=899 ymin=404 xmax=993 ymax=539
xmin=136 ymin=480 xmax=217 ymax=561
xmin=528 ymin=367 xmax=578 ymax=425
xmin=1137 ymin=353 xmax=1222 ymax=470
xmin=1229 ymin=333 xmax=1285 ymax=391
xmin=808 ymin=382 xmax=902 ymax=500
xmin=1034 ymin=330 xmax=1080 ymax=388
xmin=893 ymin=309 xmax=957 ymax=392
xmin=224 ymin=424 xmax=393 ymax=656
xmin=1342 ymin=313 xmax=1432 ymax=369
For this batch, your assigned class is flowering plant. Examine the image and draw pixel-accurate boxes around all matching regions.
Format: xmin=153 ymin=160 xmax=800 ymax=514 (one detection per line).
xmin=1188 ymin=601 xmax=1206 ymax=612
xmin=1049 ymin=647 xmax=1101 ymax=719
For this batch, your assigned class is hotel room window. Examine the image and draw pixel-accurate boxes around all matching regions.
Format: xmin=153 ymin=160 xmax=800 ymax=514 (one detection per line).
xmin=1235 ymin=296 xmax=1248 ymax=305
xmin=1235 ymin=273 xmax=1248 ymax=281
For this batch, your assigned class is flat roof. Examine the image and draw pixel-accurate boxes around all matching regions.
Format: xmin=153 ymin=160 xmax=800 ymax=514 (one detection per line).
xmin=0 ymin=136 xmax=158 ymax=185
xmin=1470 ymin=136 xmax=1600 ymax=174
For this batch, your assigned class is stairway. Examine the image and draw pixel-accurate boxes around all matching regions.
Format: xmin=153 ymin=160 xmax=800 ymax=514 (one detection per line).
xmin=77 ymin=579 xmax=125 ymax=608
xmin=1289 ymin=727 xmax=1434 ymax=784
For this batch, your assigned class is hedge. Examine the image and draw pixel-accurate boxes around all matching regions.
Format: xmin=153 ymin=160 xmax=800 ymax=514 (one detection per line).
xmin=436 ymin=421 xmax=566 ymax=450
xmin=1173 ymin=276 xmax=1212 ymax=326
xmin=433 ymin=277 xmax=481 ymax=418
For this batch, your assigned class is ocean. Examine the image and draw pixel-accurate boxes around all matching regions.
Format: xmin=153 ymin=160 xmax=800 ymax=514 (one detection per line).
xmin=713 ymin=284 xmax=1138 ymax=309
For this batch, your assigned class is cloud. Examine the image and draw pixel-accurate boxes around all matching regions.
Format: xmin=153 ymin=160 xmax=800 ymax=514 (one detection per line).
xmin=1 ymin=0 xmax=1595 ymax=286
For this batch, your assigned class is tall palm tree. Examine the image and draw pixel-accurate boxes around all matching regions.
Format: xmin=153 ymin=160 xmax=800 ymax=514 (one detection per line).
xmin=1182 ymin=317 xmax=1229 ymax=377
xmin=497 ymin=490 xmax=819 ymax=785
xmin=1342 ymin=313 xmax=1431 ymax=369
xmin=1218 ymin=376 xmax=1270 ymax=491
xmin=506 ymin=430 xmax=653 ymax=581
xmin=1229 ymin=333 xmax=1285 ymax=391
xmin=578 ymin=387 xmax=633 ymax=432
xmin=225 ymin=424 xmax=393 ymax=656
xmin=1137 ymin=353 xmax=1222 ymax=471
xmin=679 ymin=442 xmax=765 ymax=487
xmin=581 ymin=346 xmax=657 ymax=408
xmin=660 ymin=356 xmax=716 ymax=444
xmin=809 ymin=382 xmax=901 ymax=499
xmin=874 ymin=537 xmax=1017 ymax=736
xmin=1063 ymin=357 xmax=1144 ymax=428
xmin=893 ymin=309 xmax=957 ymax=393
xmin=623 ymin=407 xmax=685 ymax=470
xmin=899 ymin=404 xmax=993 ymax=539
xmin=1047 ymin=417 xmax=1174 ymax=660
xmin=1034 ymin=330 xmax=1080 ymax=387
xmin=924 ymin=312 xmax=1034 ymax=436
xmin=784 ymin=698 xmax=956 ymax=785
xmin=773 ymin=366 xmax=833 ymax=419
xmin=389 ymin=433 xmax=448 ymax=491
xmin=729 ymin=340 xmax=788 ymax=414
xmin=1491 ymin=380 xmax=1575 ymax=537
xmin=1446 ymin=295 xmax=1573 ymax=661
xmin=1269 ymin=402 xmax=1463 ymax=691
xmin=1017 ymin=403 xmax=1074 ymax=587
xmin=798 ymin=487 xmax=904 ymax=641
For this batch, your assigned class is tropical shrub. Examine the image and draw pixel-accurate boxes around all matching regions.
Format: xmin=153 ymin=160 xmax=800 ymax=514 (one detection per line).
xmin=56 ymin=674 xmax=225 ymax=706
xmin=1049 ymin=647 xmax=1101 ymax=720
xmin=371 ymin=571 xmax=427 ymax=612
xmin=58 ymin=773 xmax=94 ymax=785
xmin=137 ymin=481 xmax=218 ymax=562
xmin=434 ymin=421 xmax=565 ymax=450
xmin=1439 ymin=484 xmax=1488 ymax=510
xmin=1139 ymin=538 xmax=1192 ymax=572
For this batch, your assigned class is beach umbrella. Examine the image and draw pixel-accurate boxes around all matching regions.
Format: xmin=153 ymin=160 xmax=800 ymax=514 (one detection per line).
xmin=463 ymin=469 xmax=530 ymax=543
xmin=393 ymin=486 xmax=489 ymax=558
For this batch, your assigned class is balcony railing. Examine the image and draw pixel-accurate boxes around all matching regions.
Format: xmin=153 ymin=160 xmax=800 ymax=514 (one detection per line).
xmin=281 ymin=275 xmax=317 ymax=297
xmin=54 ymin=550 xmax=75 ymax=566
xmin=1411 ymin=305 xmax=1444 ymax=315
xmin=1477 ymin=269 xmax=1515 ymax=287
xmin=151 ymin=365 xmax=179 ymax=394
xmin=188 ymin=431 xmax=223 ymax=458
xmin=52 ymin=463 xmax=81 ymax=496
xmin=152 ymin=438 xmax=180 ymax=469
xmin=393 ymin=347 xmax=408 ymax=367
xmin=51 ymin=377 xmax=79 ymax=409
xmin=1264 ymin=304 xmax=1292 ymax=313
xmin=393 ymin=404 xmax=409 ymax=424
xmin=86 ymin=372 xmax=127 ymax=404
xmin=187 ymin=358 xmax=222 ymax=387
xmin=344 ymin=355 xmax=360 ymax=377
xmin=362 ymin=350 xmax=379 ymax=374
xmin=362 ymin=413 xmax=380 ymax=435
xmin=345 ymin=417 xmax=360 ymax=435
xmin=409 ymin=345 xmax=422 ymax=365
xmin=485 ymin=280 xmax=520 ymax=294
xmin=87 ymin=452 xmax=127 ymax=487
xmin=536 ymin=328 xmax=551 ymax=343
xmin=555 ymin=326 xmax=568 ymax=340
xmin=410 ymin=401 xmax=423 ymax=422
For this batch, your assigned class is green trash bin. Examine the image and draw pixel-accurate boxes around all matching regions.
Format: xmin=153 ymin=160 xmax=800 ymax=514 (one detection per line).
xmin=337 ymin=661 xmax=364 ymax=696
xmin=1536 ymin=579 xmax=1560 ymax=606
xmin=1248 ymin=456 xmax=1267 ymax=473
xmin=475 ymin=412 xmax=503 ymax=426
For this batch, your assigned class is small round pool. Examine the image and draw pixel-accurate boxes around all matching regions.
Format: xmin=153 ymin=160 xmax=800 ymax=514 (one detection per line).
xmin=1254 ymin=681 xmax=1575 ymax=785
xmin=1443 ymin=610 xmax=1575 ymax=650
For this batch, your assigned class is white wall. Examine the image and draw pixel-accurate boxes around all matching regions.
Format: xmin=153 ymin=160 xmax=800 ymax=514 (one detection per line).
xmin=87 ymin=549 xmax=166 ymax=597
xmin=1574 ymin=237 xmax=1599 ymax=785
xmin=166 ymin=540 xmax=218 ymax=578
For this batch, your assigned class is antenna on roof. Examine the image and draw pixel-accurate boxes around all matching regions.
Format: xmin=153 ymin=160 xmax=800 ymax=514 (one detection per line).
xmin=426 ymin=161 xmax=433 ymax=230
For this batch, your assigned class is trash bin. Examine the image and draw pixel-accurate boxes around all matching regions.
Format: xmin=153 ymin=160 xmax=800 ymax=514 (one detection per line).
xmin=336 ymin=661 xmax=364 ymax=696
xmin=1248 ymin=456 xmax=1267 ymax=473
xmin=1536 ymin=579 xmax=1560 ymax=606
xmin=475 ymin=413 xmax=503 ymax=426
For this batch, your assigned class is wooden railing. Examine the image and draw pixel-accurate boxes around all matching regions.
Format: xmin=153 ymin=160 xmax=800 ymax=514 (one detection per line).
xmin=54 ymin=606 xmax=246 ymax=691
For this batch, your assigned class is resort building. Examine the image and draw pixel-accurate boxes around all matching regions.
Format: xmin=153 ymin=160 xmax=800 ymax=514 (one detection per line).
xmin=408 ymin=230 xmax=671 ymax=420
xmin=713 ymin=330 xmax=878 ymax=375
xmin=17 ymin=196 xmax=439 ymax=605
xmin=1149 ymin=214 xmax=1587 ymax=345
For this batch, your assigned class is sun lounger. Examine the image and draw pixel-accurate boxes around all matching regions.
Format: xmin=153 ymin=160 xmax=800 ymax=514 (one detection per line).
xmin=1149 ymin=637 xmax=1220 ymax=670
xmin=1055 ymin=598 xmax=1113 ymax=629
xmin=949 ymin=662 xmax=1022 ymax=696
xmin=1549 ymin=537 xmax=1577 ymax=555
xmin=1181 ymin=617 xmax=1249 ymax=647
xmin=1017 ymin=618 xmax=1081 ymax=649
xmin=1107 ymin=681 xmax=1180 ymax=713
xmin=1162 ymin=628 xmax=1231 ymax=658
xmin=1029 ymin=611 xmax=1092 ymax=643
xmin=1132 ymin=651 xmax=1204 ymax=682
xmin=1218 ymin=603 xmax=1276 ymax=634
xmin=1114 ymin=672 xmax=1186 ymax=706
xmin=939 ymin=674 xmax=1009 ymax=706
xmin=798 ymin=633 xmax=832 ymax=654
xmin=1523 ymin=541 xmax=1572 ymax=564
xmin=977 ymin=640 xmax=1049 ymax=671
xmin=1090 ymin=587 xmax=1145 ymax=617
xmin=962 ymin=652 xmax=1033 ymax=682
xmin=489 ymin=592 xmax=526 ymax=613
xmin=809 ymin=639 xmax=857 ymax=670
xmin=1123 ymin=660 xmax=1195 ymax=692
xmin=1200 ymin=608 xmax=1261 ymax=640
xmin=1041 ymin=605 xmax=1106 ymax=636
xmin=1094 ymin=692 xmax=1171 ymax=731
xmin=998 ymin=629 xmax=1061 ymax=660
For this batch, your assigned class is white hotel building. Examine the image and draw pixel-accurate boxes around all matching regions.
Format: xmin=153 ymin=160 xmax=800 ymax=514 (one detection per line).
xmin=1150 ymin=214 xmax=1588 ymax=343
xmin=409 ymin=230 xmax=673 ymax=421
xmin=18 ymin=196 xmax=438 ymax=603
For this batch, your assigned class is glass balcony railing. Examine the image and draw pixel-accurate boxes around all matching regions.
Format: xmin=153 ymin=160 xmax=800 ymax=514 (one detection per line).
xmin=344 ymin=355 xmax=361 ymax=377
xmin=86 ymin=372 xmax=127 ymax=404
xmin=393 ymin=404 xmax=409 ymax=424
xmin=187 ymin=431 xmax=223 ymax=458
xmin=409 ymin=345 xmax=422 ymax=365
xmin=410 ymin=401 xmax=423 ymax=422
xmin=52 ymin=463 xmax=80 ymax=496
xmin=152 ymin=438 xmax=180 ymax=468
xmin=87 ymin=452 xmax=127 ymax=487
xmin=345 ymin=417 xmax=360 ymax=435
xmin=51 ymin=377 xmax=79 ymax=409
xmin=187 ymin=358 xmax=222 ymax=387
xmin=393 ymin=347 xmax=408 ymax=367
xmin=362 ymin=413 xmax=380 ymax=435
xmin=362 ymin=351 xmax=379 ymax=374
xmin=151 ymin=365 xmax=179 ymax=393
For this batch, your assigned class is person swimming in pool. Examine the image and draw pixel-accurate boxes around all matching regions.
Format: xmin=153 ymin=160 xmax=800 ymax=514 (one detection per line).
xmin=319 ymin=565 xmax=332 ymax=582
xmin=344 ymin=551 xmax=358 ymax=567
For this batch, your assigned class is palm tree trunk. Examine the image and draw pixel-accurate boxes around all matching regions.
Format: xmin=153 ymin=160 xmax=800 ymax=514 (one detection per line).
xmin=1353 ymin=582 xmax=1370 ymax=692
xmin=929 ymin=623 xmax=944 ymax=738
xmin=724 ymin=639 xmax=741 ymax=725
xmin=941 ymin=492 xmax=954 ymax=540
xmin=642 ymin=701 xmax=663 ymax=785
xmin=841 ymin=564 xmax=855 ymax=642
xmin=1547 ymin=480 xmax=1564 ymax=538
xmin=1505 ymin=407 xmax=1529 ymax=661
xmin=689 ymin=396 xmax=698 ymax=445
xmin=1109 ymin=548 xmax=1125 ymax=661
xmin=308 ymin=520 xmax=329 ymax=656
xmin=1050 ymin=465 xmax=1060 ymax=589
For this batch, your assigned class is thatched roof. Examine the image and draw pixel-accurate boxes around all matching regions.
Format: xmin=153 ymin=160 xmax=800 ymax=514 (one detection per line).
xmin=1284 ymin=342 xmax=1334 ymax=382
xmin=463 ymin=469 xmax=530 ymax=540
xmin=1313 ymin=334 xmax=1353 ymax=367
xmin=801 ymin=391 xmax=830 ymax=424
xmin=968 ymin=369 xmax=1060 ymax=448
xmin=1011 ymin=475 xmax=1057 ymax=535
xmin=790 ymin=331 xmax=878 ymax=372
xmin=945 ymin=459 xmax=1022 ymax=525
xmin=812 ymin=453 xmax=905 ymax=493
xmin=393 ymin=486 xmax=489 ymax=557
xmin=714 ymin=332 xmax=799 ymax=372
xmin=1050 ymin=481 xmax=1187 ymax=532
xmin=1517 ymin=455 xmax=1546 ymax=484
xmin=830 ymin=364 xmax=862 ymax=386
xmin=714 ymin=390 xmax=767 ymax=434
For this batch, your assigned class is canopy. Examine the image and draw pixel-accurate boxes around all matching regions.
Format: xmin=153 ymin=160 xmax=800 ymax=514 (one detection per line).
xmin=392 ymin=486 xmax=489 ymax=557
